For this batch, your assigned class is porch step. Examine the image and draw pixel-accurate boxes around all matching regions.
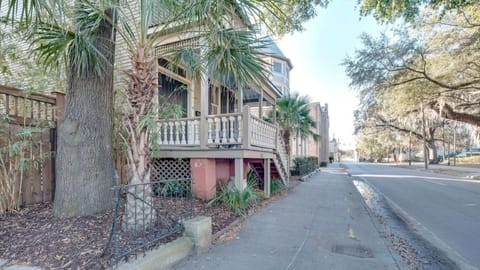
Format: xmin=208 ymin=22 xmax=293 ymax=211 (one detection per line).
xmin=248 ymin=160 xmax=283 ymax=188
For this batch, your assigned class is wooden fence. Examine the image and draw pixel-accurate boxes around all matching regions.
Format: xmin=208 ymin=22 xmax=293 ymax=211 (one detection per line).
xmin=0 ymin=85 xmax=129 ymax=208
xmin=0 ymin=85 xmax=63 ymax=206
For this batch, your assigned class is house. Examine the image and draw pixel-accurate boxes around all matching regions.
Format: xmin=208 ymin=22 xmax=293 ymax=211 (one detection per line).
xmin=291 ymin=102 xmax=330 ymax=166
xmin=0 ymin=2 xmax=290 ymax=201
xmin=112 ymin=7 xmax=290 ymax=200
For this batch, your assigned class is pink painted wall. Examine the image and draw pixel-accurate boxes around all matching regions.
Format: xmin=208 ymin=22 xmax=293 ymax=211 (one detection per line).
xmin=190 ymin=158 xmax=217 ymax=200
xmin=216 ymin=159 xmax=233 ymax=184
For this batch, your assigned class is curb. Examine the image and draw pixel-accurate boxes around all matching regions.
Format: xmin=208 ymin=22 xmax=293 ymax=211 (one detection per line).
xmin=299 ymin=167 xmax=321 ymax=181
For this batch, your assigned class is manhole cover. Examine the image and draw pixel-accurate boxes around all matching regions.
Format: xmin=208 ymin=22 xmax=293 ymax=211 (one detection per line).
xmin=331 ymin=244 xmax=374 ymax=258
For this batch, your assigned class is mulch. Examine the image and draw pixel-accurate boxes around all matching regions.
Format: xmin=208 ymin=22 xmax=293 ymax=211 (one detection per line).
xmin=0 ymin=179 xmax=300 ymax=270
xmin=0 ymin=200 xmax=237 ymax=270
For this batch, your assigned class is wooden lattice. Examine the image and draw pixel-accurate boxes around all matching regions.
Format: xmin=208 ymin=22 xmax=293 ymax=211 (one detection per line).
xmin=151 ymin=158 xmax=191 ymax=181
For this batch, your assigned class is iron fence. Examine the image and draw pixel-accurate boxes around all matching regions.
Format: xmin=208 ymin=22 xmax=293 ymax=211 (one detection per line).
xmin=103 ymin=178 xmax=194 ymax=267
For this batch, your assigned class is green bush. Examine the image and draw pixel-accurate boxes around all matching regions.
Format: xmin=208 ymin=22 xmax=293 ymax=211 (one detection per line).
xmin=207 ymin=180 xmax=261 ymax=216
xmin=155 ymin=180 xmax=191 ymax=197
xmin=270 ymin=179 xmax=286 ymax=194
xmin=293 ymin=156 xmax=318 ymax=176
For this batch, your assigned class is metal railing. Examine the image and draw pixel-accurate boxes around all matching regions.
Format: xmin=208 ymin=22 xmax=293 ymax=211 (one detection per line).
xmin=103 ymin=178 xmax=194 ymax=267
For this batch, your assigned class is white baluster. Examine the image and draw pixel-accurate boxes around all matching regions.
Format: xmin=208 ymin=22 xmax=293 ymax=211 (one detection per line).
xmin=237 ymin=115 xmax=242 ymax=143
xmin=214 ymin=117 xmax=221 ymax=144
xmin=162 ymin=122 xmax=168 ymax=144
xmin=187 ymin=120 xmax=193 ymax=145
xmin=221 ymin=117 xmax=228 ymax=143
xmin=207 ymin=118 xmax=214 ymax=144
xmin=180 ymin=121 xmax=186 ymax=144
xmin=174 ymin=121 xmax=180 ymax=144
xmin=168 ymin=122 xmax=174 ymax=144
xmin=157 ymin=122 xmax=163 ymax=145
xmin=229 ymin=116 xmax=235 ymax=143
xmin=194 ymin=119 xmax=200 ymax=144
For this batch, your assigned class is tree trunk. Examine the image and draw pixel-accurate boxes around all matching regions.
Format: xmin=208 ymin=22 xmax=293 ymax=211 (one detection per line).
xmin=283 ymin=129 xmax=292 ymax=175
xmin=53 ymin=10 xmax=115 ymax=217
xmin=123 ymin=169 xmax=156 ymax=232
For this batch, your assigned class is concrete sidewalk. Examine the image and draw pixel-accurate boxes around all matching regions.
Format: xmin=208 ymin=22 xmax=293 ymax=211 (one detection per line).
xmin=175 ymin=164 xmax=400 ymax=270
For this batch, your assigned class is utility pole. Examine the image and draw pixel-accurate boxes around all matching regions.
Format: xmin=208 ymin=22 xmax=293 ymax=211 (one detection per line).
xmin=409 ymin=131 xmax=412 ymax=166
xmin=447 ymin=133 xmax=451 ymax=166
xmin=442 ymin=120 xmax=446 ymax=164
xmin=421 ymin=104 xmax=428 ymax=169
xmin=453 ymin=124 xmax=457 ymax=166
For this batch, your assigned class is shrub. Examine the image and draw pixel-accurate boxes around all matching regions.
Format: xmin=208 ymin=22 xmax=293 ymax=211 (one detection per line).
xmin=155 ymin=179 xmax=191 ymax=197
xmin=293 ymin=156 xmax=318 ymax=176
xmin=207 ymin=180 xmax=261 ymax=216
xmin=270 ymin=179 xmax=286 ymax=194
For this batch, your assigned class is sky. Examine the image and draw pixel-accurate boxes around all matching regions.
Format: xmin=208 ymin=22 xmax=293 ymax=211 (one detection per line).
xmin=277 ymin=1 xmax=387 ymax=149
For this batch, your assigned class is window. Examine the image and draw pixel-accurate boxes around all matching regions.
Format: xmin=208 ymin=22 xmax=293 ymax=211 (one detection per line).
xmin=272 ymin=61 xmax=282 ymax=74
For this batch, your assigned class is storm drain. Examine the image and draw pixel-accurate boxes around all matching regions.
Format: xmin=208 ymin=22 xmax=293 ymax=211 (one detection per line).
xmin=331 ymin=244 xmax=374 ymax=258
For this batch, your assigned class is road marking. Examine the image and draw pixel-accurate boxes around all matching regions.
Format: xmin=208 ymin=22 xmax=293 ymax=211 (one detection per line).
xmin=352 ymin=174 xmax=478 ymax=184
xmin=422 ymin=179 xmax=447 ymax=186
xmin=464 ymin=203 xmax=477 ymax=207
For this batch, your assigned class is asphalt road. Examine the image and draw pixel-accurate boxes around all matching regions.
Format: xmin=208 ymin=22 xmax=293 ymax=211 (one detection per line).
xmin=345 ymin=162 xmax=480 ymax=268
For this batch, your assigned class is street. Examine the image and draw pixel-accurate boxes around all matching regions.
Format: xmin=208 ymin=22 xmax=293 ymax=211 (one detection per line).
xmin=345 ymin=162 xmax=480 ymax=268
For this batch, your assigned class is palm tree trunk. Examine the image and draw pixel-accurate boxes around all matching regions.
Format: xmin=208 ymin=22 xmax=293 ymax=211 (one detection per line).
xmin=122 ymin=44 xmax=158 ymax=231
xmin=53 ymin=8 xmax=115 ymax=217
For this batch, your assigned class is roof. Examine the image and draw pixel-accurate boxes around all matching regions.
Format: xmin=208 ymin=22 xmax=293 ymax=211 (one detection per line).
xmin=260 ymin=36 xmax=293 ymax=69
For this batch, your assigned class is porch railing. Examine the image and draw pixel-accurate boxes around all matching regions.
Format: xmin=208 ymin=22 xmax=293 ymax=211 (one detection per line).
xmin=248 ymin=114 xmax=276 ymax=149
xmin=156 ymin=110 xmax=277 ymax=151
xmin=207 ymin=113 xmax=242 ymax=145
xmin=157 ymin=117 xmax=201 ymax=146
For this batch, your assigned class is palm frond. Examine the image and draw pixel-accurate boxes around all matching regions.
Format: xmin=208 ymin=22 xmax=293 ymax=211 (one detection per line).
xmin=204 ymin=28 xmax=270 ymax=88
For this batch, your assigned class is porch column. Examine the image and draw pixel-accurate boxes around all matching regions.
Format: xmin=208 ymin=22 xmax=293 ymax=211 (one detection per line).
xmin=272 ymin=102 xmax=277 ymax=124
xmin=234 ymin=158 xmax=246 ymax=191
xmin=258 ymin=89 xmax=264 ymax=118
xmin=238 ymin=87 xmax=244 ymax=111
xmin=199 ymin=72 xmax=209 ymax=148
xmin=263 ymin=159 xmax=271 ymax=198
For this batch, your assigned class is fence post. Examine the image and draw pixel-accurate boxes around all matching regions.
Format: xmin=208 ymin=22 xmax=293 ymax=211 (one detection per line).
xmin=52 ymin=91 xmax=65 ymax=126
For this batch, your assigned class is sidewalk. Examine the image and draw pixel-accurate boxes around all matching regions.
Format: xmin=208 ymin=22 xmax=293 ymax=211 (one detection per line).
xmin=175 ymin=164 xmax=400 ymax=270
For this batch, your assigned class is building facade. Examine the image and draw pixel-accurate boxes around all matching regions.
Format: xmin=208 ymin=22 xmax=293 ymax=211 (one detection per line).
xmin=291 ymin=102 xmax=329 ymax=166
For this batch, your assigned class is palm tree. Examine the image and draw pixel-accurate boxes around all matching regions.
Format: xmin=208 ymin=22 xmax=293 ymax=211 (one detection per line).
xmin=2 ymin=0 xmax=118 ymax=217
xmin=271 ymin=92 xmax=319 ymax=160
xmin=111 ymin=0 xmax=291 ymax=230
xmin=1 ymin=0 xmax=305 ymax=218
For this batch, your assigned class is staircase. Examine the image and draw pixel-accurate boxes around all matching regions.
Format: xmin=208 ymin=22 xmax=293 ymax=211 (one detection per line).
xmin=248 ymin=127 xmax=289 ymax=186
xmin=274 ymin=128 xmax=289 ymax=185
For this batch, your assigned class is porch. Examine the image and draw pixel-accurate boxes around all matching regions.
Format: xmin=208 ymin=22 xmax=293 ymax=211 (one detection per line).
xmin=152 ymin=56 xmax=289 ymax=199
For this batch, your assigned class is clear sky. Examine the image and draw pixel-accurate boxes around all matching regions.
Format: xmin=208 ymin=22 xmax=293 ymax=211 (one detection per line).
xmin=277 ymin=1 xmax=386 ymax=149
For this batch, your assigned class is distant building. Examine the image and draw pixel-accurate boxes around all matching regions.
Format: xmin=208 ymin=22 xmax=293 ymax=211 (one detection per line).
xmin=329 ymin=137 xmax=339 ymax=162
xmin=291 ymin=102 xmax=329 ymax=166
